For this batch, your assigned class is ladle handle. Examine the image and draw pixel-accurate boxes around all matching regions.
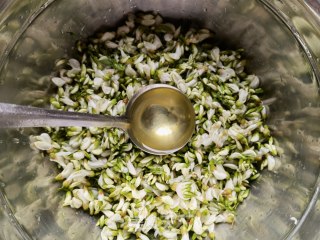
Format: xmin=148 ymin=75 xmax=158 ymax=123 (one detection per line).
xmin=0 ymin=103 xmax=129 ymax=129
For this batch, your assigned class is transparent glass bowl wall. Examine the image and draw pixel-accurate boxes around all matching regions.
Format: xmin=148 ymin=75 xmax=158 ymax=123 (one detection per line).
xmin=0 ymin=0 xmax=319 ymax=239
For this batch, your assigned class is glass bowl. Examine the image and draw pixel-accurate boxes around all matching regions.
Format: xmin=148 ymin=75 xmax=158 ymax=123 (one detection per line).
xmin=0 ymin=0 xmax=319 ymax=239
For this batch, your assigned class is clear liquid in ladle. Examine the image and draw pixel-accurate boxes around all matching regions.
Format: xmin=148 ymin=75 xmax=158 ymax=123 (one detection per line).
xmin=128 ymin=87 xmax=195 ymax=154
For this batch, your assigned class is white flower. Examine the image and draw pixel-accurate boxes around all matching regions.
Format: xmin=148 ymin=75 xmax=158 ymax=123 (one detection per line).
xmin=195 ymin=150 xmax=203 ymax=164
xmin=205 ymin=214 xmax=217 ymax=226
xmin=218 ymin=148 xmax=229 ymax=156
xmin=164 ymin=33 xmax=173 ymax=41
xmin=102 ymin=84 xmax=114 ymax=96
xmin=162 ymin=230 xmax=177 ymax=239
xmin=213 ymin=164 xmax=228 ymax=180
xmin=144 ymin=34 xmax=162 ymax=52
xmin=106 ymin=41 xmax=118 ymax=49
xmin=265 ymin=143 xmax=277 ymax=155
xmin=73 ymin=151 xmax=85 ymax=160
xmin=175 ymin=182 xmax=199 ymax=200
xmin=142 ymin=213 xmax=156 ymax=233
xmin=116 ymin=232 xmax=124 ymax=240
xmin=162 ymin=164 xmax=171 ymax=176
xmin=126 ymin=84 xmax=135 ymax=99
xmin=243 ymin=169 xmax=253 ymax=180
xmin=267 ymin=154 xmax=276 ymax=170
xmin=50 ymin=155 xmax=66 ymax=167
xmin=257 ymin=146 xmax=270 ymax=156
xmin=247 ymin=75 xmax=260 ymax=88
xmin=57 ymin=163 xmax=74 ymax=179
xmin=223 ymin=163 xmax=238 ymax=170
xmin=112 ymin=100 xmax=126 ymax=116
xmin=32 ymin=133 xmax=53 ymax=151
xmin=68 ymin=58 xmax=81 ymax=70
xmin=215 ymin=212 xmax=234 ymax=223
xmin=117 ymin=25 xmax=130 ymax=36
xmin=181 ymin=233 xmax=189 ymax=240
xmin=198 ymin=121 xmax=228 ymax=148
xmin=186 ymin=29 xmax=211 ymax=44
xmin=220 ymin=110 xmax=231 ymax=126
xmin=52 ymin=77 xmax=66 ymax=87
xmin=136 ymin=63 xmax=151 ymax=79
xmin=250 ymin=132 xmax=260 ymax=142
xmin=218 ymin=68 xmax=235 ymax=82
xmin=141 ymin=19 xmax=156 ymax=26
xmin=125 ymin=64 xmax=137 ymax=77
xmin=147 ymin=58 xmax=158 ymax=75
xmin=168 ymin=44 xmax=183 ymax=60
xmin=228 ymin=124 xmax=244 ymax=140
xmin=93 ymin=77 xmax=103 ymax=88
xmin=175 ymin=182 xmax=190 ymax=200
xmin=132 ymin=189 xmax=146 ymax=199
xmin=227 ymin=83 xmax=239 ymax=93
xmin=242 ymin=149 xmax=257 ymax=158
xmin=80 ymin=137 xmax=91 ymax=150
xmin=101 ymin=226 xmax=115 ymax=240
xmin=33 ymin=141 xmax=52 ymax=151
xmin=71 ymin=197 xmax=82 ymax=208
xmin=61 ymin=97 xmax=76 ymax=106
xmin=127 ymin=161 xmax=137 ymax=176
xmin=88 ymin=159 xmax=107 ymax=169
xmin=139 ymin=233 xmax=150 ymax=240
xmin=158 ymin=71 xmax=171 ymax=83
xmin=245 ymin=122 xmax=261 ymax=133
xmin=238 ymin=89 xmax=248 ymax=104
xmin=161 ymin=195 xmax=174 ymax=205
xmin=134 ymin=54 xmax=144 ymax=64
xmin=224 ymin=179 xmax=234 ymax=190
xmin=193 ymin=216 xmax=203 ymax=235
xmin=73 ymin=189 xmax=93 ymax=205
xmin=100 ymin=31 xmax=116 ymax=41
xmin=155 ymin=182 xmax=169 ymax=191
xmin=210 ymin=47 xmax=220 ymax=62
xmin=188 ymin=197 xmax=198 ymax=210
xmin=98 ymin=98 xmax=111 ymax=113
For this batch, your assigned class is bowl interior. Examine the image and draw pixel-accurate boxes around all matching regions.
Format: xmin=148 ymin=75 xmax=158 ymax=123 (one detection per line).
xmin=0 ymin=0 xmax=319 ymax=239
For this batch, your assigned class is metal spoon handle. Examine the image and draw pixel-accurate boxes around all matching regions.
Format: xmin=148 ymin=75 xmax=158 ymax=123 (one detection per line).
xmin=0 ymin=103 xmax=129 ymax=129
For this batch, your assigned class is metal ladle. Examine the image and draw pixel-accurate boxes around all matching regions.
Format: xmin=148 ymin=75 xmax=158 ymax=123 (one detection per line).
xmin=0 ymin=84 xmax=195 ymax=155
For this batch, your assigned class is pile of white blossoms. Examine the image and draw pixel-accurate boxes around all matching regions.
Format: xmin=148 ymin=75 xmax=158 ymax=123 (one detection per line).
xmin=30 ymin=12 xmax=278 ymax=240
